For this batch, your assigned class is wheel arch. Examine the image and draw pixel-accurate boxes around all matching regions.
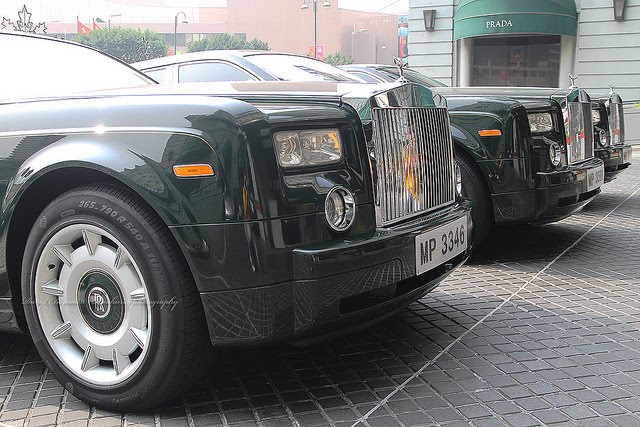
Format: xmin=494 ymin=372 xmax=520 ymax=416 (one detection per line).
xmin=453 ymin=137 xmax=494 ymax=205
xmin=454 ymin=140 xmax=495 ymax=247
xmin=5 ymin=166 xmax=190 ymax=332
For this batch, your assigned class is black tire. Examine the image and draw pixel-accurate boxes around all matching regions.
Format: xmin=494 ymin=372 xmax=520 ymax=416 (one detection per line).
xmin=22 ymin=184 xmax=210 ymax=411
xmin=456 ymin=152 xmax=493 ymax=247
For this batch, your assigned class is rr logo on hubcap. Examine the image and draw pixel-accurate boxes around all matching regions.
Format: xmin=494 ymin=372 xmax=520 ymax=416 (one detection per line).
xmin=87 ymin=287 xmax=111 ymax=318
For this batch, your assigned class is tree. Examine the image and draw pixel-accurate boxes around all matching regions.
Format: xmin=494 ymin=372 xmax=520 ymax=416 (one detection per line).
xmin=187 ymin=33 xmax=269 ymax=52
xmin=247 ymin=38 xmax=270 ymax=51
xmin=76 ymin=28 xmax=167 ymax=64
xmin=325 ymin=52 xmax=354 ymax=66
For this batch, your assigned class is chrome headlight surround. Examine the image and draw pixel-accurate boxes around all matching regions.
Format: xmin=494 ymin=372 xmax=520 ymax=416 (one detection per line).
xmin=549 ymin=142 xmax=562 ymax=167
xmin=528 ymin=113 xmax=554 ymax=134
xmin=325 ymin=186 xmax=356 ymax=232
xmin=454 ymin=163 xmax=463 ymax=197
xmin=274 ymin=129 xmax=343 ymax=168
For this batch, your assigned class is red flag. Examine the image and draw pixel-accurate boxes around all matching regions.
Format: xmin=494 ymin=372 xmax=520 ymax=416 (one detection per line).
xmin=77 ymin=18 xmax=92 ymax=35
xmin=93 ymin=19 xmax=101 ymax=30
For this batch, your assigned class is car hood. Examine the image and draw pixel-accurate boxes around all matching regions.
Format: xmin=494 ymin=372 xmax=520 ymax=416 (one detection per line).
xmin=433 ymin=86 xmax=570 ymax=99
xmin=86 ymin=80 xmax=446 ymax=122
xmin=435 ymin=86 xmax=593 ymax=110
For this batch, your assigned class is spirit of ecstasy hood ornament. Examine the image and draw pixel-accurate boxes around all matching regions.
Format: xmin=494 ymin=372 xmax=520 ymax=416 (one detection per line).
xmin=568 ymin=73 xmax=577 ymax=89
xmin=393 ymin=57 xmax=409 ymax=83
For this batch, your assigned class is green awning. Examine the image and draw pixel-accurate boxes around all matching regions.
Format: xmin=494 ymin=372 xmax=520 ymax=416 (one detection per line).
xmin=453 ymin=0 xmax=578 ymax=40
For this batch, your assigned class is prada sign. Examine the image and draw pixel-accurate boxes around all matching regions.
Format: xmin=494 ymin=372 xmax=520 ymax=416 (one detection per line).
xmin=486 ymin=19 xmax=513 ymax=29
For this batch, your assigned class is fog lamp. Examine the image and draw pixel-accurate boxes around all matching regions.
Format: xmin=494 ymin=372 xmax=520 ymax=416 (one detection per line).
xmin=549 ymin=142 xmax=562 ymax=167
xmin=325 ymin=186 xmax=355 ymax=231
xmin=455 ymin=163 xmax=463 ymax=197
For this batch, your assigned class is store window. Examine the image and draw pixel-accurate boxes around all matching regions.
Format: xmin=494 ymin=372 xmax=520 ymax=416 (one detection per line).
xmin=472 ymin=36 xmax=560 ymax=87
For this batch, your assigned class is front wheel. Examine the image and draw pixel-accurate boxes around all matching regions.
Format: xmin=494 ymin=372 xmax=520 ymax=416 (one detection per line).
xmin=22 ymin=184 xmax=209 ymax=411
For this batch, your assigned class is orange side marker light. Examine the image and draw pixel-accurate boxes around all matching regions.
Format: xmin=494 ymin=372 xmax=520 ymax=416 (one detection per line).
xmin=173 ymin=164 xmax=215 ymax=178
xmin=478 ymin=130 xmax=502 ymax=137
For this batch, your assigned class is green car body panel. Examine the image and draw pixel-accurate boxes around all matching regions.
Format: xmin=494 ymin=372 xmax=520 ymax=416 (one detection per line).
xmin=0 ymin=33 xmax=473 ymax=347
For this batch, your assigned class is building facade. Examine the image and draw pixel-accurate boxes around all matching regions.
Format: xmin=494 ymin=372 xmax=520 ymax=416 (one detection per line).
xmin=408 ymin=0 xmax=640 ymax=143
xmin=1 ymin=0 xmax=399 ymax=63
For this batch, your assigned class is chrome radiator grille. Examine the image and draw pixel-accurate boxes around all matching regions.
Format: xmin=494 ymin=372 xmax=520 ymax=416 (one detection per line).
xmin=609 ymin=101 xmax=625 ymax=145
xmin=565 ymin=101 xmax=594 ymax=164
xmin=371 ymin=107 xmax=455 ymax=227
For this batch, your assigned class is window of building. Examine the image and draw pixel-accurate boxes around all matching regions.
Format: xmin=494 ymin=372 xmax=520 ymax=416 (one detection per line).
xmin=178 ymin=62 xmax=255 ymax=82
xmin=472 ymin=36 xmax=560 ymax=87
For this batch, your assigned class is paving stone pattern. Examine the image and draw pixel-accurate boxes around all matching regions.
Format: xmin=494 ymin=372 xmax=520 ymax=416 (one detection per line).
xmin=2 ymin=153 xmax=640 ymax=426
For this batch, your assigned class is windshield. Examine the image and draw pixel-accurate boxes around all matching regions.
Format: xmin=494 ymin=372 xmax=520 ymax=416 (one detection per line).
xmin=245 ymin=54 xmax=363 ymax=83
xmin=378 ymin=67 xmax=447 ymax=88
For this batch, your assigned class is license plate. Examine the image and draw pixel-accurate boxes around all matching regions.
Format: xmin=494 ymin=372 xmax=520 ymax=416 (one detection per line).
xmin=623 ymin=147 xmax=632 ymax=163
xmin=415 ymin=217 xmax=467 ymax=275
xmin=586 ymin=165 xmax=604 ymax=191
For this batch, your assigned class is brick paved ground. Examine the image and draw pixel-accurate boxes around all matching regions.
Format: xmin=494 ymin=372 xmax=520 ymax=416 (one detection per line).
xmin=1 ymin=152 xmax=640 ymax=427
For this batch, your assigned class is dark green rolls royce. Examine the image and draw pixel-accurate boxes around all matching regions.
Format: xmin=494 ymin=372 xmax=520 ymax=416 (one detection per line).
xmin=343 ymin=65 xmax=611 ymax=245
xmin=0 ymin=32 xmax=472 ymax=410
xmin=591 ymin=92 xmax=632 ymax=177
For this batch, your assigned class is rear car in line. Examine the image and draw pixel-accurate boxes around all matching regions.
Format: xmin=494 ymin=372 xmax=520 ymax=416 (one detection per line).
xmin=591 ymin=92 xmax=632 ymax=179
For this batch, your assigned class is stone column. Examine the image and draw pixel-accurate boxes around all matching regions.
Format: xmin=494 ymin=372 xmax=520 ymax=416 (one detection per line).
xmin=558 ymin=35 xmax=576 ymax=88
xmin=458 ymin=37 xmax=473 ymax=87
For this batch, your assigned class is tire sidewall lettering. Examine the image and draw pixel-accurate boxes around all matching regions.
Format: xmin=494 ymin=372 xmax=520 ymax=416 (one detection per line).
xmin=76 ymin=200 xmax=151 ymax=250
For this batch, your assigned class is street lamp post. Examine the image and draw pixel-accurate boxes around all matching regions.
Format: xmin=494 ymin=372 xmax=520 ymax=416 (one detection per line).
xmin=375 ymin=42 xmax=386 ymax=63
xmin=174 ymin=11 xmax=187 ymax=55
xmin=109 ymin=14 xmax=122 ymax=28
xmin=301 ymin=0 xmax=330 ymax=59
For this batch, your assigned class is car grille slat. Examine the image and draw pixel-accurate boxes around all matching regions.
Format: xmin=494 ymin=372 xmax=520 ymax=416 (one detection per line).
xmin=417 ymin=109 xmax=428 ymax=209
xmin=372 ymin=107 xmax=455 ymax=227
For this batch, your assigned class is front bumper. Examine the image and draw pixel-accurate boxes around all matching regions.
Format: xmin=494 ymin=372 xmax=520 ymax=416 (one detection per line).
xmin=596 ymin=144 xmax=632 ymax=178
xmin=534 ymin=157 xmax=604 ymax=223
xmin=197 ymin=201 xmax=473 ymax=346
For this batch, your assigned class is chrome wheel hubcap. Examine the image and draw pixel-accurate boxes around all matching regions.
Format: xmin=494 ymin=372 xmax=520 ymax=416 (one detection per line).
xmin=34 ymin=224 xmax=151 ymax=386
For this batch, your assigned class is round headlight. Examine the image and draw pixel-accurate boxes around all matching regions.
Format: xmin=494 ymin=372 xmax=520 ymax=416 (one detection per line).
xmin=455 ymin=163 xmax=463 ymax=197
xmin=325 ymin=187 xmax=355 ymax=231
xmin=549 ymin=142 xmax=562 ymax=167
xmin=599 ymin=129 xmax=610 ymax=147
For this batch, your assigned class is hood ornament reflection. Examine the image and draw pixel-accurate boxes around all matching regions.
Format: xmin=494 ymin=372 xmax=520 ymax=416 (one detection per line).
xmin=568 ymin=73 xmax=577 ymax=89
xmin=394 ymin=57 xmax=409 ymax=83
